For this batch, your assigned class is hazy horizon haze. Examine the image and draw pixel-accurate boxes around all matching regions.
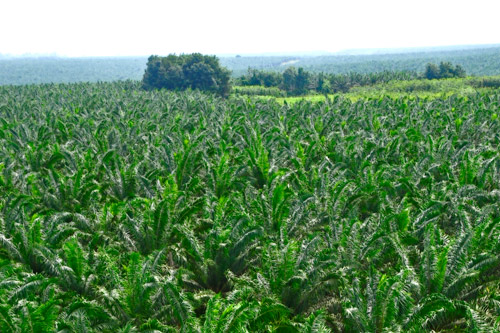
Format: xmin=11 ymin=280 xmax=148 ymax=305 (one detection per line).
xmin=1 ymin=0 xmax=499 ymax=57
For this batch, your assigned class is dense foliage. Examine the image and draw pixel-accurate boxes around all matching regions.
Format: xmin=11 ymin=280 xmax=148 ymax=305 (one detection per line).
xmin=142 ymin=54 xmax=231 ymax=97
xmin=232 ymin=85 xmax=287 ymax=97
xmin=424 ymin=62 xmax=466 ymax=80
xmin=1 ymin=81 xmax=500 ymax=332
xmin=237 ymin=63 xmax=466 ymax=96
xmin=237 ymin=68 xmax=420 ymax=95
xmin=346 ymin=76 xmax=500 ymax=97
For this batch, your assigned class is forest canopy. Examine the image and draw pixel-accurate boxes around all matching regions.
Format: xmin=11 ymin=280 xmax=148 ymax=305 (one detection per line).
xmin=142 ymin=53 xmax=231 ymax=97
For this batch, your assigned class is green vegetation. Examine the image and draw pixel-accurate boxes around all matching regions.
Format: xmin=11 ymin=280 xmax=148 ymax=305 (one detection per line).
xmin=236 ymin=63 xmax=469 ymax=97
xmin=142 ymin=54 xmax=231 ymax=97
xmin=232 ymin=85 xmax=286 ymax=97
xmin=424 ymin=62 xmax=466 ymax=80
xmin=1 ymin=80 xmax=500 ymax=331
xmin=138 ymin=57 xmax=471 ymax=100
xmin=237 ymin=68 xmax=420 ymax=95
xmin=348 ymin=76 xmax=498 ymax=96
xmin=236 ymin=72 xmax=500 ymax=104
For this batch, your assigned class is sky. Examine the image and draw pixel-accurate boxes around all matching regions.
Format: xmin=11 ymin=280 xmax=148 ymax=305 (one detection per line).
xmin=1 ymin=0 xmax=499 ymax=57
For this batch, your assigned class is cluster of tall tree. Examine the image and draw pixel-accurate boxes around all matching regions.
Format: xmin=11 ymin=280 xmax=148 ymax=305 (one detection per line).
xmin=142 ymin=53 xmax=231 ymax=97
xmin=424 ymin=61 xmax=466 ymax=80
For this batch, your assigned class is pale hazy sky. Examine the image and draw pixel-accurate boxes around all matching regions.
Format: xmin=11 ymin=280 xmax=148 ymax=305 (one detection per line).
xmin=1 ymin=0 xmax=499 ymax=57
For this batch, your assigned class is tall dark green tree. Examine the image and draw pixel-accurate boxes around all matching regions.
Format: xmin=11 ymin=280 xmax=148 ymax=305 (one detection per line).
xmin=295 ymin=67 xmax=311 ymax=95
xmin=281 ymin=67 xmax=311 ymax=95
xmin=316 ymin=73 xmax=331 ymax=95
xmin=424 ymin=63 xmax=440 ymax=80
xmin=282 ymin=67 xmax=297 ymax=94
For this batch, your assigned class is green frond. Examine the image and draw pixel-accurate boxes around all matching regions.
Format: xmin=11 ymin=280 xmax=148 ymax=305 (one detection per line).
xmin=0 ymin=234 xmax=24 ymax=263
xmin=163 ymin=281 xmax=199 ymax=330
xmin=0 ymin=304 xmax=15 ymax=333
xmin=303 ymin=311 xmax=331 ymax=333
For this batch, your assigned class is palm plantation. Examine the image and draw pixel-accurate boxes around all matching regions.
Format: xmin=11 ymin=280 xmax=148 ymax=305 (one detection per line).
xmin=0 ymin=81 xmax=500 ymax=331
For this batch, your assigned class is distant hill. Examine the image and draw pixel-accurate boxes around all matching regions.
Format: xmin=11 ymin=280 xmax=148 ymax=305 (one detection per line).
xmin=218 ymin=51 xmax=334 ymax=57
xmin=220 ymin=45 xmax=500 ymax=76
xmin=333 ymin=44 xmax=500 ymax=55
xmin=0 ymin=57 xmax=147 ymax=85
xmin=1 ymin=44 xmax=500 ymax=85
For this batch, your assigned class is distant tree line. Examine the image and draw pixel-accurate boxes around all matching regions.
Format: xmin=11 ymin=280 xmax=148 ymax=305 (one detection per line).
xmin=142 ymin=54 xmax=231 ymax=97
xmin=222 ymin=46 xmax=500 ymax=77
xmin=236 ymin=68 xmax=420 ymax=95
xmin=236 ymin=62 xmax=467 ymax=96
xmin=141 ymin=55 xmax=468 ymax=97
